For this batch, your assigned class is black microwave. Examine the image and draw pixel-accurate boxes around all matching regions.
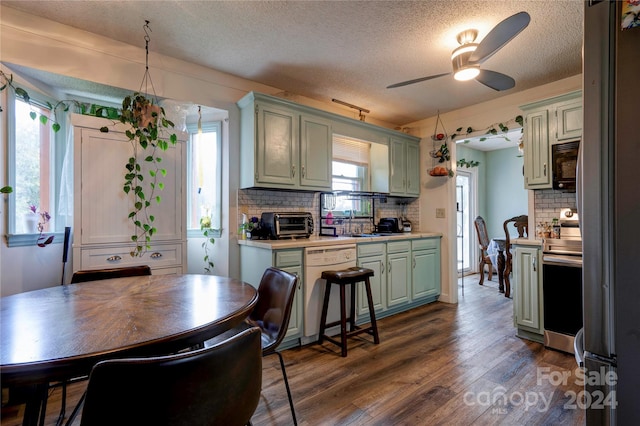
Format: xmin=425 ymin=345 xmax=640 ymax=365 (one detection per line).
xmin=552 ymin=140 xmax=579 ymax=191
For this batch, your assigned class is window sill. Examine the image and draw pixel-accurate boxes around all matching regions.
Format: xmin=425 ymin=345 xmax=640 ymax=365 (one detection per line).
xmin=187 ymin=228 xmax=222 ymax=239
xmin=5 ymin=232 xmax=64 ymax=248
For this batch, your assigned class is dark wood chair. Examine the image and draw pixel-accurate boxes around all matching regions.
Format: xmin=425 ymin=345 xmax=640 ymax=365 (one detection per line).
xmin=206 ymin=267 xmax=300 ymax=425
xmin=502 ymin=215 xmax=529 ymax=298
xmin=248 ymin=267 xmax=299 ymax=426
xmin=473 ymin=216 xmax=494 ymax=285
xmin=79 ymin=327 xmax=262 ymax=426
xmin=53 ymin=265 xmax=153 ymax=424
xmin=70 ymin=265 xmax=152 ymax=283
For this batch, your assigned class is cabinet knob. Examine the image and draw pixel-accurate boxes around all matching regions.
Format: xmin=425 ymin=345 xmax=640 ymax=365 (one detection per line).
xmin=301 ymin=165 xmax=306 ymax=178
xmin=106 ymin=255 xmax=122 ymax=262
xmin=150 ymin=252 xmax=162 ymax=259
xmin=543 ymin=163 xmax=547 ymax=176
xmin=292 ymin=165 xmax=296 ymax=177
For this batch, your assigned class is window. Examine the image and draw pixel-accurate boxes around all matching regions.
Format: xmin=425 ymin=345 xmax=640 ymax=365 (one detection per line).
xmin=331 ymin=135 xmax=371 ymax=215
xmin=186 ymin=121 xmax=222 ymax=237
xmin=6 ymin=89 xmax=66 ymax=246
xmin=332 ymin=135 xmax=370 ymax=191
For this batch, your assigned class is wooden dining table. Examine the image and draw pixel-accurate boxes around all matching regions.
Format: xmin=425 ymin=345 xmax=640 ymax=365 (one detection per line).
xmin=0 ymin=274 xmax=258 ymax=425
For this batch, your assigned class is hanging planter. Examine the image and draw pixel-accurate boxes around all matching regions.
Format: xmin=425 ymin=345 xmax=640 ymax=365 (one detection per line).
xmin=118 ymin=21 xmax=177 ymax=257
xmin=428 ymin=112 xmax=454 ymax=177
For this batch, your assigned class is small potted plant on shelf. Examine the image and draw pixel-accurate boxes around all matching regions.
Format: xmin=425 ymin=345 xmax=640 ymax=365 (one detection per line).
xmin=200 ymin=213 xmax=215 ymax=274
xmin=28 ymin=204 xmax=54 ymax=247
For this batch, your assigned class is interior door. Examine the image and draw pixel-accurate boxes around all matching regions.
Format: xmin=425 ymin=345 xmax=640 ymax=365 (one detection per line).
xmin=456 ymin=171 xmax=474 ymax=274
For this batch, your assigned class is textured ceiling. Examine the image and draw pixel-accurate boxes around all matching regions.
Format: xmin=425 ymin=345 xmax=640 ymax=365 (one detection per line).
xmin=2 ymin=0 xmax=583 ymax=126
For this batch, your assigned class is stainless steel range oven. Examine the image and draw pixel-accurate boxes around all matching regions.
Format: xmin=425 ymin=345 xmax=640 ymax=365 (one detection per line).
xmin=542 ymin=208 xmax=582 ymax=354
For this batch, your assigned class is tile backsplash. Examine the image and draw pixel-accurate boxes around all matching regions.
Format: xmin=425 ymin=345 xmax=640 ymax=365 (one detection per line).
xmin=534 ymin=188 xmax=577 ymax=224
xmin=238 ymin=189 xmax=420 ymax=235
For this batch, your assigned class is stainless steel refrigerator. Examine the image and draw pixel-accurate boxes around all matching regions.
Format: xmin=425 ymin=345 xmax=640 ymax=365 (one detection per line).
xmin=580 ymin=1 xmax=640 ymax=424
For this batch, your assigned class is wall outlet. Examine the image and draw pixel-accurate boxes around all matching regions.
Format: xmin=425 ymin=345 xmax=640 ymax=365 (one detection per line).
xmin=436 ymin=208 xmax=446 ymax=219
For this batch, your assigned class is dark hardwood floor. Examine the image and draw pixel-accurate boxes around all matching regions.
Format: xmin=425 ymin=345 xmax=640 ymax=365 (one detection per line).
xmin=1 ymin=274 xmax=585 ymax=425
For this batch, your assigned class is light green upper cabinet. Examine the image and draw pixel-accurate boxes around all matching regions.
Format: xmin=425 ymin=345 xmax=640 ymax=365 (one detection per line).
xmin=521 ymin=91 xmax=582 ymax=190
xmin=523 ymin=109 xmax=551 ymax=188
xmin=300 ymin=114 xmax=332 ymax=189
xmin=238 ymin=94 xmax=332 ymax=191
xmin=555 ymin=98 xmax=583 ymax=141
xmin=390 ymin=136 xmax=420 ymax=197
xmin=257 ymin=103 xmax=299 ymax=187
xmin=238 ymin=92 xmax=420 ymax=195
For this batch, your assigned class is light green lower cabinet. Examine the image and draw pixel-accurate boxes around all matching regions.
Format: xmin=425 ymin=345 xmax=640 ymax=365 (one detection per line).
xmin=387 ymin=241 xmax=412 ymax=307
xmin=513 ymin=245 xmax=544 ymax=342
xmin=240 ymin=246 xmax=303 ymax=343
xmin=356 ymin=237 xmax=441 ymax=321
xmin=411 ymin=239 xmax=441 ymax=300
xmin=356 ymin=243 xmax=386 ymax=316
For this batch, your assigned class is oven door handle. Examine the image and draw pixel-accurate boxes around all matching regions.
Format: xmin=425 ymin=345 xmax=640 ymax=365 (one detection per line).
xmin=542 ymin=254 xmax=583 ymax=267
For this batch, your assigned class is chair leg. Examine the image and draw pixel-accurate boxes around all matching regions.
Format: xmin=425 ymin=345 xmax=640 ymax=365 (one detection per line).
xmin=478 ymin=256 xmax=485 ymax=285
xmin=55 ymin=382 xmax=67 ymax=426
xmin=64 ymin=390 xmax=86 ymax=426
xmin=275 ymin=351 xmax=298 ymax=426
xmin=364 ymin=278 xmax=380 ymax=344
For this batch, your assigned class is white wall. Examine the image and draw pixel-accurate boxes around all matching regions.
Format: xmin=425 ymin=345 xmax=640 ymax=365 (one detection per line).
xmin=407 ymin=74 xmax=582 ymax=303
xmin=0 ymin=6 xmax=398 ymax=296
xmin=0 ymin=6 xmax=581 ymax=299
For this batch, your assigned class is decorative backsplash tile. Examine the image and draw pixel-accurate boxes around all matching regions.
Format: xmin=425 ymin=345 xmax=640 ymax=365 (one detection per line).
xmin=238 ymin=189 xmax=420 ymax=235
xmin=534 ymin=188 xmax=577 ymax=224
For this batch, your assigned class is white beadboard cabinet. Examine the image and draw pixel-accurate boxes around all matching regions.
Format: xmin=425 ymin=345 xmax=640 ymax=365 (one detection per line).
xmin=71 ymin=114 xmax=187 ymax=275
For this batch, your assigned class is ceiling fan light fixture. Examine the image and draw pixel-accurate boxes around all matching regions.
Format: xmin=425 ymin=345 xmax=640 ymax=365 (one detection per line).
xmin=451 ymin=43 xmax=479 ymax=81
xmin=453 ymin=66 xmax=480 ymax=81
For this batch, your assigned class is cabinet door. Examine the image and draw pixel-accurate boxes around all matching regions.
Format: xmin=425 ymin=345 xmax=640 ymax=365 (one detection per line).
xmin=524 ymin=110 xmax=552 ymax=189
xmin=556 ymin=100 xmax=582 ymax=141
xmin=412 ymin=248 xmax=440 ymax=299
xmin=300 ymin=114 xmax=332 ymax=190
xmin=80 ymin=129 xmax=134 ymax=244
xmin=256 ymin=103 xmax=298 ymax=187
xmin=80 ymin=128 xmax=183 ymax=245
xmin=280 ymin=264 xmax=304 ymax=339
xmin=387 ymin=251 xmax=410 ymax=306
xmin=389 ymin=138 xmax=406 ymax=194
xmin=405 ymin=142 xmax=420 ymax=196
xmin=514 ymin=247 xmax=542 ymax=333
xmin=357 ymin=255 xmax=386 ymax=315
xmin=274 ymin=250 xmax=304 ymax=339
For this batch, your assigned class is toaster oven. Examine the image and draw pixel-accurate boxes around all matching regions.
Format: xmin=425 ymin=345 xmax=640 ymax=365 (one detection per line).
xmin=261 ymin=212 xmax=314 ymax=239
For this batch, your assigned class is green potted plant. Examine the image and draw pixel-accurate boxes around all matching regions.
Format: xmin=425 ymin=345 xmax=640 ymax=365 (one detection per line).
xmin=200 ymin=213 xmax=215 ymax=274
xmin=118 ymin=93 xmax=177 ymax=257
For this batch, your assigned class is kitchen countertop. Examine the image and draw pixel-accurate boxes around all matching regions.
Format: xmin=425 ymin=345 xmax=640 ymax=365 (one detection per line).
xmin=513 ymin=238 xmax=543 ymax=247
xmin=237 ymin=232 xmax=443 ymax=250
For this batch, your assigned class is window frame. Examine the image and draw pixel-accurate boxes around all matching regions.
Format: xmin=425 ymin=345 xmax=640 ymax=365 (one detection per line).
xmin=186 ymin=120 xmax=223 ymax=239
xmin=5 ymin=87 xmax=66 ymax=247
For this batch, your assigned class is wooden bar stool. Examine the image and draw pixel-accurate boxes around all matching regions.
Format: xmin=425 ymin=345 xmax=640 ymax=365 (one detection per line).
xmin=318 ymin=267 xmax=380 ymax=357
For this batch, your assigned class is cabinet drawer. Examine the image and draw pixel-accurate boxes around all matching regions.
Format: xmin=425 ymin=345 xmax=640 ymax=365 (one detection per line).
xmin=80 ymin=244 xmax=182 ymax=270
xmin=275 ymin=250 xmax=303 ymax=267
xmin=387 ymin=241 xmax=411 ymax=254
xmin=412 ymin=238 xmax=439 ymax=251
xmin=357 ymin=243 xmax=386 ymax=258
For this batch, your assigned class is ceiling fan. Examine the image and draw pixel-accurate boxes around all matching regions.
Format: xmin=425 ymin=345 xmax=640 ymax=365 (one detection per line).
xmin=387 ymin=11 xmax=531 ymax=91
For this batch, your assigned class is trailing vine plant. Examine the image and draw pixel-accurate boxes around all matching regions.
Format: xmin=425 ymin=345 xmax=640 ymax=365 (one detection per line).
xmin=119 ymin=92 xmax=176 ymax=257
xmin=1 ymin=70 xmax=88 ymax=131
xmin=450 ymin=115 xmax=524 ymax=143
xmin=200 ymin=213 xmax=215 ymax=274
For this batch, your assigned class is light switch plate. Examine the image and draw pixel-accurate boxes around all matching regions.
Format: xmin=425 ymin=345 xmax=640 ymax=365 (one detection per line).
xmin=436 ymin=208 xmax=446 ymax=218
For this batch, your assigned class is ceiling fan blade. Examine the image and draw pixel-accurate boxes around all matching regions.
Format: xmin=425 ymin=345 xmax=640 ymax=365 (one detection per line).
xmin=386 ymin=72 xmax=451 ymax=89
xmin=475 ymin=69 xmax=515 ymax=91
xmin=469 ymin=11 xmax=530 ymax=64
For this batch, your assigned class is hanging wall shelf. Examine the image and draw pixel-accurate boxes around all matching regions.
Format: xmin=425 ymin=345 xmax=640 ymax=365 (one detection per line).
xmin=428 ymin=112 xmax=454 ymax=177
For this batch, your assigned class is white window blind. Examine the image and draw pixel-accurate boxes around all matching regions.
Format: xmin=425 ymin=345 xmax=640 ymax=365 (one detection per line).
xmin=333 ymin=135 xmax=370 ymax=165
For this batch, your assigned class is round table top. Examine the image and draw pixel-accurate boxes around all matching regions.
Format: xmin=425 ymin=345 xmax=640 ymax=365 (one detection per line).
xmin=0 ymin=274 xmax=258 ymax=385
